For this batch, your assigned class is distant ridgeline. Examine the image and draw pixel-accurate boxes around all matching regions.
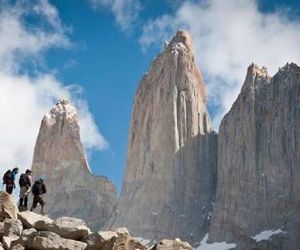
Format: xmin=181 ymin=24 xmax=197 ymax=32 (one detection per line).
xmin=30 ymin=31 xmax=300 ymax=250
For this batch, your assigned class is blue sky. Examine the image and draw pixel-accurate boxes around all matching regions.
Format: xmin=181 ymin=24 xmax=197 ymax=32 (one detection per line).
xmin=0 ymin=0 xmax=300 ymax=193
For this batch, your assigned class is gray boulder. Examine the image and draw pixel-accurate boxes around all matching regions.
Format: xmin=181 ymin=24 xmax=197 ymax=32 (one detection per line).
xmin=13 ymin=228 xmax=38 ymax=249
xmin=113 ymin=227 xmax=130 ymax=236
xmin=112 ymin=233 xmax=146 ymax=250
xmin=10 ymin=243 xmax=25 ymax=250
xmin=0 ymin=192 xmax=18 ymax=221
xmin=2 ymin=236 xmax=19 ymax=249
xmin=151 ymin=239 xmax=193 ymax=250
xmin=3 ymin=219 xmax=22 ymax=237
xmin=18 ymin=211 xmax=53 ymax=230
xmin=28 ymin=231 xmax=87 ymax=250
xmin=0 ymin=222 xmax=3 ymax=240
xmin=50 ymin=217 xmax=90 ymax=240
xmin=84 ymin=230 xmax=118 ymax=250
xmin=2 ymin=219 xmax=23 ymax=249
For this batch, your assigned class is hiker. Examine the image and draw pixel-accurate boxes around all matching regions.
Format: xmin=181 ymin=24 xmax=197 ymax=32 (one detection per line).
xmin=2 ymin=167 xmax=19 ymax=194
xmin=19 ymin=169 xmax=32 ymax=210
xmin=30 ymin=177 xmax=47 ymax=215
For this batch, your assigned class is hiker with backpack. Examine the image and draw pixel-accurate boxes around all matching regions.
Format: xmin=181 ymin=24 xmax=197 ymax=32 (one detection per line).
xmin=30 ymin=177 xmax=47 ymax=215
xmin=3 ymin=167 xmax=19 ymax=194
xmin=19 ymin=169 xmax=32 ymax=210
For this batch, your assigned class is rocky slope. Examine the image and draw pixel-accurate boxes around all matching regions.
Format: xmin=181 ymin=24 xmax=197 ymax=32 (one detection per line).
xmin=209 ymin=63 xmax=300 ymax=249
xmin=31 ymin=99 xmax=116 ymax=231
xmin=0 ymin=191 xmax=193 ymax=250
xmin=108 ymin=31 xmax=218 ymax=244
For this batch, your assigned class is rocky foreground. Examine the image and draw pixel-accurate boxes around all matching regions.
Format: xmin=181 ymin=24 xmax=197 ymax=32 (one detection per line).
xmin=0 ymin=191 xmax=193 ymax=250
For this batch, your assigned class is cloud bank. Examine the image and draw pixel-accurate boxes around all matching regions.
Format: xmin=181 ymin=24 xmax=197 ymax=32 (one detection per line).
xmin=0 ymin=0 xmax=107 ymax=186
xmin=139 ymin=0 xmax=300 ymax=129
xmin=90 ymin=0 xmax=141 ymax=31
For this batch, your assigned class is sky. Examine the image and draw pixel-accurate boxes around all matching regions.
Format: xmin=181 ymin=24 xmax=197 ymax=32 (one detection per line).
xmin=0 ymin=0 xmax=300 ymax=193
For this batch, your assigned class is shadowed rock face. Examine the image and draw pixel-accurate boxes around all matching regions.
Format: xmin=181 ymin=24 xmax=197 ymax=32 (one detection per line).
xmin=31 ymin=99 xmax=117 ymax=231
xmin=209 ymin=63 xmax=300 ymax=250
xmin=108 ymin=31 xmax=218 ymax=244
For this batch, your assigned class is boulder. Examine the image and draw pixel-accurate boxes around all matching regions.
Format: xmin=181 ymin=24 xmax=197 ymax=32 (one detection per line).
xmin=3 ymin=219 xmax=22 ymax=237
xmin=113 ymin=227 xmax=130 ymax=236
xmin=0 ymin=222 xmax=3 ymax=239
xmin=0 ymin=191 xmax=18 ymax=221
xmin=22 ymin=228 xmax=37 ymax=238
xmin=112 ymin=233 xmax=146 ymax=250
xmin=10 ymin=243 xmax=25 ymax=250
xmin=151 ymin=239 xmax=193 ymax=250
xmin=18 ymin=211 xmax=53 ymax=230
xmin=84 ymin=230 xmax=118 ymax=250
xmin=15 ymin=228 xmax=38 ymax=248
xmin=0 ymin=243 xmax=3 ymax=250
xmin=50 ymin=217 xmax=90 ymax=240
xmin=2 ymin=236 xmax=19 ymax=249
xmin=28 ymin=231 xmax=87 ymax=250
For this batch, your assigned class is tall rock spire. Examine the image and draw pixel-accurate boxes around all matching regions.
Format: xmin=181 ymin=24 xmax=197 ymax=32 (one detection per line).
xmin=209 ymin=63 xmax=300 ymax=249
xmin=31 ymin=99 xmax=116 ymax=230
xmin=108 ymin=31 xmax=218 ymax=244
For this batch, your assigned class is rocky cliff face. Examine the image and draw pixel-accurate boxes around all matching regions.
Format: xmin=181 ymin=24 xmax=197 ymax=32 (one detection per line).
xmin=209 ymin=63 xmax=300 ymax=249
xmin=31 ymin=99 xmax=116 ymax=231
xmin=108 ymin=31 xmax=218 ymax=244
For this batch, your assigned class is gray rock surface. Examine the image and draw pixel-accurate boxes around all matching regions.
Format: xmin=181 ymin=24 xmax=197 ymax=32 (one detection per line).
xmin=0 ymin=191 xmax=18 ymax=221
xmin=0 ymin=208 xmax=193 ymax=250
xmin=108 ymin=31 xmax=217 ymax=244
xmin=50 ymin=217 xmax=90 ymax=240
xmin=83 ymin=230 xmax=118 ymax=250
xmin=3 ymin=219 xmax=22 ymax=237
xmin=10 ymin=244 xmax=24 ymax=250
xmin=18 ymin=211 xmax=53 ymax=231
xmin=31 ymin=99 xmax=117 ymax=230
xmin=2 ymin=235 xmax=19 ymax=249
xmin=209 ymin=63 xmax=300 ymax=249
xmin=151 ymin=239 xmax=193 ymax=250
xmin=112 ymin=233 xmax=146 ymax=250
xmin=28 ymin=231 xmax=87 ymax=250
xmin=0 ymin=222 xmax=3 ymax=240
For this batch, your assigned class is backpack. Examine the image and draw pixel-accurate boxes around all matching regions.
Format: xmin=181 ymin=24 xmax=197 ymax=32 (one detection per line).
xmin=32 ymin=181 xmax=46 ymax=195
xmin=3 ymin=170 xmax=12 ymax=185
xmin=19 ymin=174 xmax=29 ymax=187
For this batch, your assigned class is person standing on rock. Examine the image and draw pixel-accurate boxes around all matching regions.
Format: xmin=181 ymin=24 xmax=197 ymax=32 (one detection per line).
xmin=19 ymin=169 xmax=32 ymax=210
xmin=30 ymin=177 xmax=47 ymax=215
xmin=2 ymin=167 xmax=19 ymax=194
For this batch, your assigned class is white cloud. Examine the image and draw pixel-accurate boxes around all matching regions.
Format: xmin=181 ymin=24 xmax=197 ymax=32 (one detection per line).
xmin=139 ymin=0 xmax=300 ymax=129
xmin=0 ymin=0 xmax=107 ymax=190
xmin=90 ymin=0 xmax=141 ymax=31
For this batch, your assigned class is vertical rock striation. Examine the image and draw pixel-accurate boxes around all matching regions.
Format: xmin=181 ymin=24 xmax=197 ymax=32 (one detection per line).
xmin=108 ymin=31 xmax=218 ymax=244
xmin=31 ymin=99 xmax=117 ymax=231
xmin=209 ymin=63 xmax=300 ymax=249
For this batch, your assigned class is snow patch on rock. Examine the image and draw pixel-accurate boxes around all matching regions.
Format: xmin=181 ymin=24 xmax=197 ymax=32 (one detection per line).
xmin=197 ymin=234 xmax=236 ymax=250
xmin=251 ymin=228 xmax=285 ymax=242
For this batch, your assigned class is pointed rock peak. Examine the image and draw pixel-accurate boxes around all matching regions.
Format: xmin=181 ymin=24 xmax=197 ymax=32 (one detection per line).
xmin=167 ymin=30 xmax=193 ymax=53
xmin=278 ymin=62 xmax=300 ymax=74
xmin=57 ymin=98 xmax=70 ymax=106
xmin=241 ymin=63 xmax=270 ymax=93
xmin=45 ymin=98 xmax=78 ymax=124
xmin=247 ymin=63 xmax=270 ymax=79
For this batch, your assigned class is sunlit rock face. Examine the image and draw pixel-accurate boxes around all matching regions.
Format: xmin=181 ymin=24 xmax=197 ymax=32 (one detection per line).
xmin=108 ymin=31 xmax=218 ymax=244
xmin=31 ymin=99 xmax=117 ymax=231
xmin=209 ymin=63 xmax=300 ymax=250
